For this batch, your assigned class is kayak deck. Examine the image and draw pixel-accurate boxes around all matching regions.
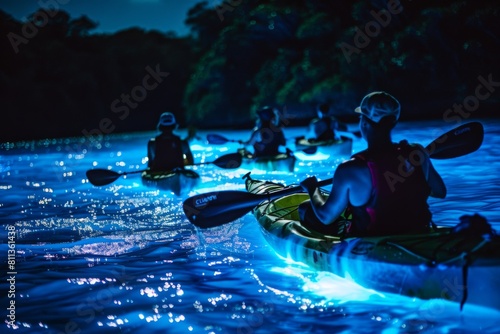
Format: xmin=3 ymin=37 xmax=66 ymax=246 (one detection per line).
xmin=245 ymin=176 xmax=500 ymax=312
xmin=294 ymin=137 xmax=353 ymax=160
xmin=238 ymin=149 xmax=296 ymax=173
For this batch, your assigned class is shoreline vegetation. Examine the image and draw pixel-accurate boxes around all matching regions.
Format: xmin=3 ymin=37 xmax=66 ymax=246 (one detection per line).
xmin=1 ymin=1 xmax=498 ymax=142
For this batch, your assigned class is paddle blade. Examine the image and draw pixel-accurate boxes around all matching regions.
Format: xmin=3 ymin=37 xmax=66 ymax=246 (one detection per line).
xmin=86 ymin=169 xmax=122 ymax=186
xmin=212 ymin=153 xmax=243 ymax=169
xmin=207 ymin=134 xmax=230 ymax=145
xmin=426 ymin=122 xmax=483 ymax=159
xmin=183 ymin=191 xmax=264 ymax=228
xmin=182 ymin=181 xmax=329 ymax=228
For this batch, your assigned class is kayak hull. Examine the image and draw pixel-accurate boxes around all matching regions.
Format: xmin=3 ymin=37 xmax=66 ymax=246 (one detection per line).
xmin=245 ymin=177 xmax=500 ymax=311
xmin=141 ymin=169 xmax=200 ymax=195
xmin=239 ymin=149 xmax=296 ymax=173
xmin=294 ymin=137 xmax=353 ymax=160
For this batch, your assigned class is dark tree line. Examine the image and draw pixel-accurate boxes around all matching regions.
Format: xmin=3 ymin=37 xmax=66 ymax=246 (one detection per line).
xmin=183 ymin=0 xmax=499 ymax=127
xmin=1 ymin=9 xmax=194 ymax=142
xmin=1 ymin=0 xmax=499 ymax=142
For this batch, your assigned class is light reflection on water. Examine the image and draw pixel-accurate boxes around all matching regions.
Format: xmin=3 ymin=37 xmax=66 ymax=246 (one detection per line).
xmin=0 ymin=119 xmax=499 ymax=333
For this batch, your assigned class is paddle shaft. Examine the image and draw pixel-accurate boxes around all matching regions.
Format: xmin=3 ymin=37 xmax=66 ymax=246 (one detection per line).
xmin=87 ymin=152 xmax=242 ymax=186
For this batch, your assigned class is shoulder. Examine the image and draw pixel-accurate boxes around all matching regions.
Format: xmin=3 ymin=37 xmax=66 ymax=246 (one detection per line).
xmin=334 ymin=157 xmax=372 ymax=193
xmin=397 ymin=140 xmax=421 ymax=150
xmin=350 ymin=149 xmax=369 ymax=161
xmin=336 ymin=157 xmax=368 ymax=175
xmin=397 ymin=141 xmax=429 ymax=157
xmin=331 ymin=159 xmax=371 ymax=194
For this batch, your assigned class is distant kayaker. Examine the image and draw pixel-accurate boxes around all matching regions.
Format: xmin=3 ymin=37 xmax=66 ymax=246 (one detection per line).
xmin=147 ymin=112 xmax=194 ymax=172
xmin=307 ymin=103 xmax=346 ymax=142
xmin=299 ymin=91 xmax=447 ymax=236
xmin=241 ymin=106 xmax=287 ymax=157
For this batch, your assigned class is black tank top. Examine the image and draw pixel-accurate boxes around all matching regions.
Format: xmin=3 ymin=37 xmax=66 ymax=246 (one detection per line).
xmin=253 ymin=122 xmax=286 ymax=157
xmin=349 ymin=141 xmax=432 ymax=235
xmin=149 ymin=134 xmax=184 ymax=171
xmin=314 ymin=117 xmax=335 ymax=141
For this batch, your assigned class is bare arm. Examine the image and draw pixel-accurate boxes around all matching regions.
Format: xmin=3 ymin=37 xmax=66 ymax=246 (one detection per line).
xmin=181 ymin=140 xmax=194 ymax=166
xmin=417 ymin=145 xmax=447 ymax=198
xmin=147 ymin=139 xmax=155 ymax=167
xmin=300 ymin=160 xmax=370 ymax=225
xmin=242 ymin=128 xmax=259 ymax=146
xmin=425 ymin=159 xmax=446 ymax=198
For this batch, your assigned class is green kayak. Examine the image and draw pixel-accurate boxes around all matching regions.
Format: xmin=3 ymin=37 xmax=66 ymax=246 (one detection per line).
xmin=244 ymin=176 xmax=500 ymax=312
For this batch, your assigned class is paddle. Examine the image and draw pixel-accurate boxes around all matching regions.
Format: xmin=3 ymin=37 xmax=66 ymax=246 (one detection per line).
xmin=208 ymin=132 xmax=312 ymax=157
xmin=207 ymin=131 xmax=354 ymax=154
xmin=207 ymin=134 xmax=243 ymax=145
xmin=86 ymin=152 xmax=243 ymax=186
xmin=208 ymin=133 xmax=323 ymax=155
xmin=183 ymin=122 xmax=484 ymax=228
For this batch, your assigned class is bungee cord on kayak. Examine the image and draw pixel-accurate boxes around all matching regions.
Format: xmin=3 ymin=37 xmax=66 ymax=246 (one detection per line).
xmin=243 ymin=175 xmax=500 ymax=312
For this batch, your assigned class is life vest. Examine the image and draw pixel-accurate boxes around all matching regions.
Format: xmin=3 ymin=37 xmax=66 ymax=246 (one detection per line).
xmin=313 ymin=117 xmax=336 ymax=141
xmin=253 ymin=123 xmax=286 ymax=157
xmin=149 ymin=133 xmax=185 ymax=172
xmin=349 ymin=141 xmax=431 ymax=235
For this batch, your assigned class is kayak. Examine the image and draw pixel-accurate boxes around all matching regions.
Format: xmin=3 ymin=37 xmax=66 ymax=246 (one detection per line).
xmin=238 ymin=148 xmax=296 ymax=173
xmin=294 ymin=136 xmax=353 ymax=160
xmin=141 ymin=169 xmax=200 ymax=195
xmin=244 ymin=176 xmax=500 ymax=312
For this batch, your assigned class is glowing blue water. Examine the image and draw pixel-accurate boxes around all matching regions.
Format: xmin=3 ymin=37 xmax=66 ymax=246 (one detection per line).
xmin=1 ymin=119 xmax=499 ymax=333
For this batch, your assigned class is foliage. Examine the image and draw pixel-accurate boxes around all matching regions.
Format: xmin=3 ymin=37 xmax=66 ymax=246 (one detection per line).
xmin=0 ymin=10 xmax=194 ymax=141
xmin=183 ymin=0 xmax=499 ymax=127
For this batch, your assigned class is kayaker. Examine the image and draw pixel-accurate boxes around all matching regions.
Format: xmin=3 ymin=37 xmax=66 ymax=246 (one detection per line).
xmin=307 ymin=103 xmax=345 ymax=142
xmin=241 ymin=106 xmax=287 ymax=157
xmin=299 ymin=91 xmax=447 ymax=236
xmin=147 ymin=112 xmax=194 ymax=172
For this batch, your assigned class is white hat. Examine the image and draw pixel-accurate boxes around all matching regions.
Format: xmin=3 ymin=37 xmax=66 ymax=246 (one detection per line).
xmin=355 ymin=91 xmax=400 ymax=123
xmin=158 ymin=112 xmax=177 ymax=127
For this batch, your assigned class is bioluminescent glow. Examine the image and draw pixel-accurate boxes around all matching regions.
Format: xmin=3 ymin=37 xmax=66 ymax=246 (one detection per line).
xmin=270 ymin=266 xmax=385 ymax=303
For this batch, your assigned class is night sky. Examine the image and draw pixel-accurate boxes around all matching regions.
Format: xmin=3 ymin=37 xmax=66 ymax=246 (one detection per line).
xmin=0 ymin=0 xmax=203 ymax=35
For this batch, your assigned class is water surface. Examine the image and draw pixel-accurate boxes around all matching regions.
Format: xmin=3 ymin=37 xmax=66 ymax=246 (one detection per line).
xmin=1 ymin=118 xmax=499 ymax=333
